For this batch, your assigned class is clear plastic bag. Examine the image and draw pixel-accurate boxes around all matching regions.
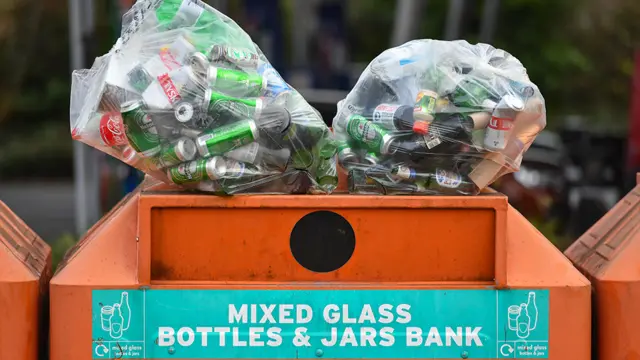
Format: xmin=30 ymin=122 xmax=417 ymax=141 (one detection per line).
xmin=70 ymin=0 xmax=336 ymax=195
xmin=333 ymin=40 xmax=546 ymax=195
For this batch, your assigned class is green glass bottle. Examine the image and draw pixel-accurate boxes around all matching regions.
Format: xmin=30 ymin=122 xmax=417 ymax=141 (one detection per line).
xmin=450 ymin=78 xmax=500 ymax=111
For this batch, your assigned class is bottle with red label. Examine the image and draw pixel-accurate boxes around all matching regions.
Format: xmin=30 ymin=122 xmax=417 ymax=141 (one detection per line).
xmin=483 ymin=95 xmax=525 ymax=151
xmin=141 ymin=66 xmax=201 ymax=110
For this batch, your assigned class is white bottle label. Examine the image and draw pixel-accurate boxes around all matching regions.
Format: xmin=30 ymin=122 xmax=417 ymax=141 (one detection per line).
xmin=435 ymin=169 xmax=462 ymax=188
xmin=424 ymin=133 xmax=442 ymax=149
xmin=373 ymin=104 xmax=399 ymax=128
xmin=484 ymin=116 xmax=513 ymax=150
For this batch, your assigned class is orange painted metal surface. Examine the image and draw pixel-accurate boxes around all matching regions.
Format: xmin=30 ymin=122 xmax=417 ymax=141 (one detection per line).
xmin=51 ymin=179 xmax=590 ymax=360
xmin=0 ymin=200 xmax=52 ymax=360
xmin=565 ymin=174 xmax=640 ymax=360
xmin=142 ymin=195 xmax=503 ymax=283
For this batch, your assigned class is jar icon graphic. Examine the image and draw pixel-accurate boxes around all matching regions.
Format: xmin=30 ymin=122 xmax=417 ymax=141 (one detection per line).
xmin=507 ymin=305 xmax=520 ymax=331
xmin=100 ymin=306 xmax=114 ymax=331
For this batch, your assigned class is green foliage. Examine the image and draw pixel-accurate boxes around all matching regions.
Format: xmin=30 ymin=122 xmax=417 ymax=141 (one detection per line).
xmin=528 ymin=217 xmax=573 ymax=251
xmin=0 ymin=121 xmax=73 ymax=179
xmin=347 ymin=0 xmax=638 ymax=125
xmin=51 ymin=233 xmax=77 ymax=271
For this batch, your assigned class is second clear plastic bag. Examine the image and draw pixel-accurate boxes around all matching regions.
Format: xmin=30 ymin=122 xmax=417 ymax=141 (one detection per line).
xmin=70 ymin=0 xmax=336 ymax=195
xmin=333 ymin=40 xmax=546 ymax=195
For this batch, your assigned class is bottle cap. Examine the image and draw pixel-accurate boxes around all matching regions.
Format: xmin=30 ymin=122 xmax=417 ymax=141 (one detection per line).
xmin=412 ymin=121 xmax=429 ymax=135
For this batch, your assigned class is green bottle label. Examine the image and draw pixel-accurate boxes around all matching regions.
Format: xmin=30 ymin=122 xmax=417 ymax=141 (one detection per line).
xmin=415 ymin=90 xmax=437 ymax=115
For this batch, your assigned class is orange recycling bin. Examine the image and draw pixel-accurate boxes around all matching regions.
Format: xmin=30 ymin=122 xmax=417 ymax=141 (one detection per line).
xmin=0 ymin=200 xmax=52 ymax=360
xmin=565 ymin=173 xmax=640 ymax=360
xmin=51 ymin=179 xmax=590 ymax=360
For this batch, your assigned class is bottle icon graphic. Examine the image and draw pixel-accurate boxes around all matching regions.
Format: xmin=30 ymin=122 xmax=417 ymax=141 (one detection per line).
xmin=506 ymin=292 xmax=541 ymax=339
xmin=527 ymin=292 xmax=538 ymax=330
xmin=110 ymin=304 xmax=124 ymax=339
xmin=516 ymin=303 xmax=530 ymax=339
xmin=120 ymin=292 xmax=131 ymax=331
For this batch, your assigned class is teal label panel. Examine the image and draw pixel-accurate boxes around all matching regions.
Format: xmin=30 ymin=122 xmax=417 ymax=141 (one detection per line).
xmin=92 ymin=289 xmax=549 ymax=359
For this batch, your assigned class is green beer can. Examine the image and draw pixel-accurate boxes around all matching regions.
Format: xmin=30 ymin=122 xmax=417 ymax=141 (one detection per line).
xmin=336 ymin=141 xmax=359 ymax=168
xmin=167 ymin=159 xmax=208 ymax=185
xmin=120 ymin=100 xmax=161 ymax=157
xmin=345 ymin=115 xmax=393 ymax=155
xmin=157 ymin=138 xmax=198 ymax=168
xmin=205 ymin=89 xmax=263 ymax=108
xmin=203 ymin=89 xmax=265 ymax=119
xmin=206 ymin=66 xmax=266 ymax=96
xmin=167 ymin=156 xmax=228 ymax=185
xmin=195 ymin=119 xmax=260 ymax=157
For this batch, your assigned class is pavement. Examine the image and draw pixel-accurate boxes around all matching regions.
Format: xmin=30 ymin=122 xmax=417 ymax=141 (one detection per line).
xmin=0 ymin=181 xmax=75 ymax=243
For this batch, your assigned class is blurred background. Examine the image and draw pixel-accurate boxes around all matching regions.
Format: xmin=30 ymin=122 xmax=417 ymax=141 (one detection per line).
xmin=0 ymin=0 xmax=638 ymax=267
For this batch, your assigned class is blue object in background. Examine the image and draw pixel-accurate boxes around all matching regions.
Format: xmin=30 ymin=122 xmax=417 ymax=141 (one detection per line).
xmin=124 ymin=167 xmax=143 ymax=194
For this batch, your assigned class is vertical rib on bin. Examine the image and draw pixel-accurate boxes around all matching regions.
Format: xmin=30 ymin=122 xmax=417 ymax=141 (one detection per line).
xmin=566 ymin=174 xmax=640 ymax=359
xmin=0 ymin=200 xmax=52 ymax=360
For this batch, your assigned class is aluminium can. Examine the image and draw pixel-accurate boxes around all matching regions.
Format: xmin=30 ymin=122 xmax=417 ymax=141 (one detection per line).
xmin=120 ymin=100 xmax=161 ymax=157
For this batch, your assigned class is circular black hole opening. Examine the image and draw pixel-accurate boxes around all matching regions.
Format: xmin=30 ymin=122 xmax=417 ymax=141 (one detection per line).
xmin=290 ymin=211 xmax=355 ymax=273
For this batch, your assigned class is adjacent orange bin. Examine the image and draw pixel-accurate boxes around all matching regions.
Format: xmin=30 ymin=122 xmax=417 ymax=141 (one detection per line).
xmin=51 ymin=178 xmax=590 ymax=360
xmin=565 ymin=173 xmax=640 ymax=360
xmin=0 ymin=200 xmax=52 ymax=360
